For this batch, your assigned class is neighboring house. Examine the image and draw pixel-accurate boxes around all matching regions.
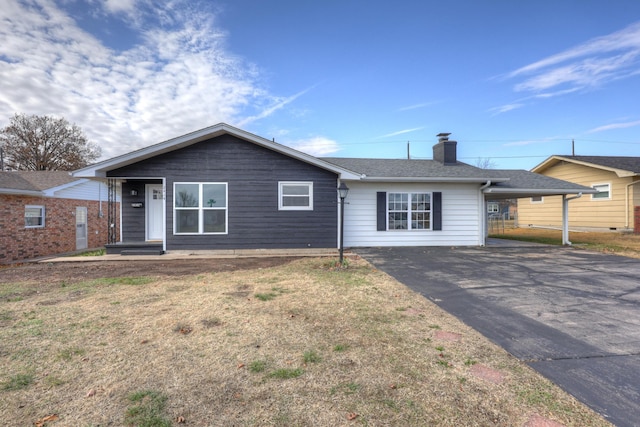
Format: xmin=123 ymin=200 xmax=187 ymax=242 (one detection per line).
xmin=72 ymin=124 xmax=594 ymax=254
xmin=517 ymin=155 xmax=640 ymax=231
xmin=0 ymin=171 xmax=117 ymax=263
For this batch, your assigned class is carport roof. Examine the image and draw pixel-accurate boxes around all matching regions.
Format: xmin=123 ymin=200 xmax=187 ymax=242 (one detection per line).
xmin=482 ymin=169 xmax=597 ymax=199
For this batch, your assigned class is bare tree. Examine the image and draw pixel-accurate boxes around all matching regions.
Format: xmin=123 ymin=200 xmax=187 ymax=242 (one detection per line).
xmin=475 ymin=157 xmax=497 ymax=169
xmin=0 ymin=113 xmax=101 ymax=170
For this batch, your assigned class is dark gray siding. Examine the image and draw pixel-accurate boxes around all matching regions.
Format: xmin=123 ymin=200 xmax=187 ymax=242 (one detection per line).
xmin=120 ymin=180 xmax=162 ymax=242
xmin=108 ymin=135 xmax=339 ymax=250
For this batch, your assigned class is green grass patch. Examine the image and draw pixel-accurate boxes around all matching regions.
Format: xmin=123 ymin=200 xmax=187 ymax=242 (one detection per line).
xmin=125 ymin=390 xmax=171 ymax=427
xmin=268 ymin=368 xmax=304 ymax=379
xmin=254 ymin=292 xmax=277 ymax=301
xmin=330 ymin=382 xmax=360 ymax=396
xmin=57 ymin=347 xmax=86 ymax=361
xmin=2 ymin=373 xmax=34 ymax=391
xmin=489 ymin=234 xmax=560 ymax=245
xmin=249 ymin=360 xmax=267 ymax=373
xmin=73 ymin=248 xmax=106 ymax=257
xmin=333 ymin=344 xmax=348 ymax=352
xmin=303 ymin=350 xmax=321 ymax=364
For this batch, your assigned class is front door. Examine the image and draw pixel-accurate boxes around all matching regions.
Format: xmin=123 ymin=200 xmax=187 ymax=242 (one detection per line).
xmin=146 ymin=184 xmax=164 ymax=241
xmin=76 ymin=207 xmax=88 ymax=250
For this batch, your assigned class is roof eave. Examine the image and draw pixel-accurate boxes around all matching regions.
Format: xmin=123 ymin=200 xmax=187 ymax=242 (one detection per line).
xmin=0 ymin=188 xmax=44 ymax=196
xmin=484 ymin=188 xmax=598 ymax=195
xmin=533 ymin=155 xmax=639 ymax=177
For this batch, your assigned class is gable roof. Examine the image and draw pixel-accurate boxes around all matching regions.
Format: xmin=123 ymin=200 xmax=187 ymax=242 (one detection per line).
xmin=72 ymin=123 xmax=362 ymax=180
xmin=482 ymin=169 xmax=597 ymax=199
xmin=533 ymin=155 xmax=640 ymax=177
xmin=0 ymin=171 xmax=81 ymax=196
xmin=321 ymin=157 xmax=509 ymax=183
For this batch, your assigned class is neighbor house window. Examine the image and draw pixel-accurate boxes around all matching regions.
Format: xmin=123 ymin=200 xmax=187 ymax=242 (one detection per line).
xmin=25 ymin=205 xmax=45 ymax=228
xmin=592 ymin=183 xmax=611 ymax=200
xmin=174 ymin=182 xmax=227 ymax=234
xmin=388 ymin=192 xmax=431 ymax=230
xmin=488 ymin=203 xmax=499 ymax=213
xmin=530 ymin=196 xmax=543 ymax=203
xmin=279 ymin=182 xmax=313 ymax=210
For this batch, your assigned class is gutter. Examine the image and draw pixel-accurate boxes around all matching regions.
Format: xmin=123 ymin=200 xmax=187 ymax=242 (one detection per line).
xmin=479 ymin=181 xmax=491 ymax=246
xmin=562 ymin=192 xmax=582 ymax=246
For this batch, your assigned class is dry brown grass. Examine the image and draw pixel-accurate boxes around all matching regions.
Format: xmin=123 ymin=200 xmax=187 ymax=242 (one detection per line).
xmin=493 ymin=227 xmax=640 ymax=259
xmin=0 ymin=257 xmax=611 ymax=426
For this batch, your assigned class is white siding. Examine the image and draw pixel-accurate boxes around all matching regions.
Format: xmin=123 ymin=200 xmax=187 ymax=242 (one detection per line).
xmin=343 ymin=181 xmax=481 ymax=247
xmin=53 ymin=180 xmax=110 ymax=202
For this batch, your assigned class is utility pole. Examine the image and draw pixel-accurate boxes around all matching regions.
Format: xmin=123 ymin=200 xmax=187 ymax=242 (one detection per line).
xmin=572 ymin=139 xmax=575 ymax=156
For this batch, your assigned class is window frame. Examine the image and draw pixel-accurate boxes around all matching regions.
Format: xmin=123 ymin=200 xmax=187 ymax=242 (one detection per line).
xmin=173 ymin=182 xmax=228 ymax=235
xmin=530 ymin=196 xmax=544 ymax=204
xmin=387 ymin=192 xmax=432 ymax=231
xmin=487 ymin=203 xmax=500 ymax=213
xmin=278 ymin=181 xmax=313 ymax=211
xmin=591 ymin=183 xmax=611 ymax=200
xmin=25 ymin=205 xmax=45 ymax=228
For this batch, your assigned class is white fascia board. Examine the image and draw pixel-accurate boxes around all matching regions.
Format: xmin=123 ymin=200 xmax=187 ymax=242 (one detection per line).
xmin=73 ymin=123 xmax=362 ymax=180
xmin=361 ymin=176 xmax=510 ymax=183
xmin=533 ymin=156 xmax=637 ymax=178
xmin=484 ymin=188 xmax=598 ymax=195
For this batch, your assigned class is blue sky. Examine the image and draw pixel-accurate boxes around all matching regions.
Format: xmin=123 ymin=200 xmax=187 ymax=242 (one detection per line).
xmin=1 ymin=0 xmax=640 ymax=169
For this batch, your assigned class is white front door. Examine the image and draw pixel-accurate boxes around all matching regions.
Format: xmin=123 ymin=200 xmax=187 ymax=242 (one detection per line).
xmin=146 ymin=184 xmax=164 ymax=241
xmin=76 ymin=207 xmax=88 ymax=250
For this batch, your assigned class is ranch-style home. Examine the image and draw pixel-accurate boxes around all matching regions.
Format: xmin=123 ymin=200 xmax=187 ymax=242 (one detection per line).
xmin=517 ymin=155 xmax=640 ymax=232
xmin=72 ymin=123 xmax=595 ymax=254
xmin=0 ymin=171 xmax=117 ymax=263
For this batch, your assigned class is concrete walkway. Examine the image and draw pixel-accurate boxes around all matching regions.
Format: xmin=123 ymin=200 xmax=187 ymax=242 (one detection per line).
xmin=356 ymin=245 xmax=640 ymax=427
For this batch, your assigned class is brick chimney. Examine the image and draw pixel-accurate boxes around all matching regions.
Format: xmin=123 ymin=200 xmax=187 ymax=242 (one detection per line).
xmin=433 ymin=133 xmax=457 ymax=165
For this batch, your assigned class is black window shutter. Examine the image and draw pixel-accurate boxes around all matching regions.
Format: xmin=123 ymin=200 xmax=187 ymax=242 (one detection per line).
xmin=376 ymin=192 xmax=386 ymax=231
xmin=433 ymin=192 xmax=442 ymax=231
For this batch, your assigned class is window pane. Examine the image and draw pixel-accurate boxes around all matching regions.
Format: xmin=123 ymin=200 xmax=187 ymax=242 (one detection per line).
xmin=175 ymin=210 xmax=198 ymax=233
xmin=175 ymin=184 xmax=199 ymax=207
xmin=592 ymin=184 xmax=610 ymax=199
xmin=203 ymin=184 xmax=226 ymax=207
xmin=203 ymin=210 xmax=226 ymax=233
xmin=389 ymin=212 xmax=407 ymax=229
xmin=25 ymin=207 xmax=43 ymax=227
xmin=388 ymin=193 xmax=408 ymax=211
xmin=412 ymin=212 xmax=430 ymax=229
xmin=412 ymin=193 xmax=430 ymax=211
xmin=283 ymin=196 xmax=310 ymax=207
xmin=282 ymin=185 xmax=309 ymax=196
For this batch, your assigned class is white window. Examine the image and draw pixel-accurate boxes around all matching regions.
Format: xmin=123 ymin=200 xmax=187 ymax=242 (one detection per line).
xmin=279 ymin=182 xmax=313 ymax=210
xmin=487 ymin=203 xmax=499 ymax=213
xmin=530 ymin=196 xmax=543 ymax=203
xmin=25 ymin=205 xmax=45 ymax=228
xmin=174 ymin=183 xmax=227 ymax=234
xmin=592 ymin=183 xmax=611 ymax=200
xmin=388 ymin=192 xmax=431 ymax=230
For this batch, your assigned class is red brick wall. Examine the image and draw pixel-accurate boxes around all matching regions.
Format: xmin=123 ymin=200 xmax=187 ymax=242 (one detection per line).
xmin=0 ymin=195 xmax=119 ymax=263
xmin=635 ymin=206 xmax=640 ymax=234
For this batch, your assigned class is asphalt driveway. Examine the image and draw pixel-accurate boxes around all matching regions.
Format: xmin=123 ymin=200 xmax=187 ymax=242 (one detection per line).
xmin=356 ymin=244 xmax=640 ymax=427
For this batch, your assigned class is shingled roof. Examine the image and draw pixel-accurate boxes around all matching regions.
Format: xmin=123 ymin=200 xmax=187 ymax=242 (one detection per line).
xmin=321 ymin=157 xmax=505 ymax=182
xmin=0 ymin=171 xmax=80 ymax=195
xmin=534 ymin=155 xmax=640 ymax=176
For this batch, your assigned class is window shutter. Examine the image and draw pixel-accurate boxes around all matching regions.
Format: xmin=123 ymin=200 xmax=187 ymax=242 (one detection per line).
xmin=433 ymin=192 xmax=442 ymax=231
xmin=376 ymin=192 xmax=386 ymax=231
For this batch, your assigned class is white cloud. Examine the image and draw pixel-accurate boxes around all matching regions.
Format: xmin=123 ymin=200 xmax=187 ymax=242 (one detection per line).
xmin=377 ymin=127 xmax=424 ymax=138
xmin=587 ymin=119 xmax=640 ymax=133
xmin=397 ymin=102 xmax=436 ymax=112
xmin=0 ymin=0 xmax=295 ymax=159
xmin=288 ymin=136 xmax=340 ymax=156
xmin=506 ymin=21 xmax=640 ymax=94
xmin=488 ymin=103 xmax=524 ymax=115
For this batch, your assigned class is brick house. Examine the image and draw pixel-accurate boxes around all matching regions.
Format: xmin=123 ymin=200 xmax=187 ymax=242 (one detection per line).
xmin=0 ymin=171 xmax=119 ymax=263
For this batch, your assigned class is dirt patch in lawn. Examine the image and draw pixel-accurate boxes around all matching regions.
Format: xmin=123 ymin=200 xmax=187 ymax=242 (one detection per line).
xmin=0 ymin=257 xmax=611 ymax=426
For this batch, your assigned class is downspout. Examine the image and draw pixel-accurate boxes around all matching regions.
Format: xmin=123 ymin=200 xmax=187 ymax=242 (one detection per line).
xmin=479 ymin=181 xmax=491 ymax=245
xmin=562 ymin=193 xmax=582 ymax=245
xmin=625 ymin=180 xmax=640 ymax=229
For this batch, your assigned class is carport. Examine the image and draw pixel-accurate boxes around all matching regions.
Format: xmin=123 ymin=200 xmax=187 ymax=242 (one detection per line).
xmin=482 ymin=170 xmax=597 ymax=245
